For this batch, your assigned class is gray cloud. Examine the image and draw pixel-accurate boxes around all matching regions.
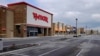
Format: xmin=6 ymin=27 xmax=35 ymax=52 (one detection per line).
xmin=1 ymin=0 xmax=100 ymax=29
xmin=37 ymin=0 xmax=100 ymax=28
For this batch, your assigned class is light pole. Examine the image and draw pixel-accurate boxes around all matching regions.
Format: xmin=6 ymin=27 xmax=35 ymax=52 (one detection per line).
xmin=76 ymin=18 xmax=78 ymax=37
xmin=86 ymin=26 xmax=87 ymax=35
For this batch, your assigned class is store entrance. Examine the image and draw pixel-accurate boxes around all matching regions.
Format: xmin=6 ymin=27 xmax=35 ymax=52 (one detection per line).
xmin=27 ymin=26 xmax=38 ymax=37
xmin=29 ymin=31 xmax=38 ymax=36
xmin=27 ymin=26 xmax=50 ymax=37
xmin=27 ymin=26 xmax=44 ymax=37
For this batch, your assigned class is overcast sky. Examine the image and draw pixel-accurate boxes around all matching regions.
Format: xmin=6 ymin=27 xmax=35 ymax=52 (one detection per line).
xmin=1 ymin=0 xmax=100 ymax=30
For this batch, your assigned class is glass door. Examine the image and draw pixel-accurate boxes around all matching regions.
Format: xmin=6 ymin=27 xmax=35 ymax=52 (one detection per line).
xmin=29 ymin=31 xmax=38 ymax=36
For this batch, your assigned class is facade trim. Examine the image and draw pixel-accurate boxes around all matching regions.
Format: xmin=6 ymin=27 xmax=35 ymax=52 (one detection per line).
xmin=27 ymin=24 xmax=51 ymax=28
xmin=8 ymin=2 xmax=53 ymax=15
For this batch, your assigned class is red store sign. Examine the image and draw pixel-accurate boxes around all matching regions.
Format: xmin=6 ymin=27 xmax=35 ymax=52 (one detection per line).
xmin=33 ymin=12 xmax=48 ymax=23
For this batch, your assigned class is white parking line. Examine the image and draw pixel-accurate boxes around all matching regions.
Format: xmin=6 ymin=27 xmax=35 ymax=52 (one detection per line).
xmin=9 ymin=53 xmax=29 ymax=56
xmin=39 ymin=47 xmax=64 ymax=56
xmin=76 ymin=49 xmax=84 ymax=56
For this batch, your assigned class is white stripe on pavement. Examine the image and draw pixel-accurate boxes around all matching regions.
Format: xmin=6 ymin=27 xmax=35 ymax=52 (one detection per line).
xmin=39 ymin=47 xmax=64 ymax=56
xmin=76 ymin=49 xmax=84 ymax=56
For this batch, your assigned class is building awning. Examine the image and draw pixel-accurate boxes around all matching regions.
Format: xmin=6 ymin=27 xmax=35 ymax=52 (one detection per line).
xmin=27 ymin=24 xmax=51 ymax=28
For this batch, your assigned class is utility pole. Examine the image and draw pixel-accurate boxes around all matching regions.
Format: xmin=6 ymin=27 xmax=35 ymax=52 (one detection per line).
xmin=86 ymin=26 xmax=87 ymax=35
xmin=76 ymin=18 xmax=78 ymax=37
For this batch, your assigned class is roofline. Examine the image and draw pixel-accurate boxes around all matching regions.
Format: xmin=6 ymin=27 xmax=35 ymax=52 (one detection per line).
xmin=8 ymin=1 xmax=53 ymax=15
xmin=0 ymin=5 xmax=14 ymax=11
xmin=0 ymin=5 xmax=7 ymax=8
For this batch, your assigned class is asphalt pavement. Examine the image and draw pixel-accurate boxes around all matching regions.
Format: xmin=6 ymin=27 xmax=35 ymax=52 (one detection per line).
xmin=1 ymin=35 xmax=100 ymax=56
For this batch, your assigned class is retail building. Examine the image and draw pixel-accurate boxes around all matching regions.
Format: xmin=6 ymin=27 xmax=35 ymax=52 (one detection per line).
xmin=52 ymin=22 xmax=67 ymax=35
xmin=0 ymin=2 xmax=53 ymax=37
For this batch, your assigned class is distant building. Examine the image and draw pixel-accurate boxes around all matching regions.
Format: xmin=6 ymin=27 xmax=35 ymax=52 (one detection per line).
xmin=86 ymin=29 xmax=99 ymax=35
xmin=79 ymin=28 xmax=85 ymax=34
xmin=52 ymin=22 xmax=67 ymax=35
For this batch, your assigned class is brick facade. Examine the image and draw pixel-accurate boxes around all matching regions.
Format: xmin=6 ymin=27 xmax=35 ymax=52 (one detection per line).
xmin=0 ymin=6 xmax=14 ymax=37
xmin=8 ymin=4 xmax=27 ymax=37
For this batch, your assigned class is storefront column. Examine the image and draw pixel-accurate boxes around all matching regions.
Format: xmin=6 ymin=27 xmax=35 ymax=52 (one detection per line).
xmin=49 ymin=28 xmax=51 ymax=36
xmin=20 ymin=24 xmax=27 ymax=37
xmin=42 ymin=28 xmax=44 ymax=36
xmin=46 ymin=28 xmax=49 ymax=36
xmin=19 ymin=25 xmax=22 ymax=37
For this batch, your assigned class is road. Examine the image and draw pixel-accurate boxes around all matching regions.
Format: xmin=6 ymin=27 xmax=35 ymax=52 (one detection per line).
xmin=2 ymin=35 xmax=73 ymax=47
xmin=0 ymin=35 xmax=100 ymax=56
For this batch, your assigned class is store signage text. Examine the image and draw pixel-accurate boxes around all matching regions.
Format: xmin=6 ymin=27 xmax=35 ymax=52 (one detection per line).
xmin=33 ymin=12 xmax=48 ymax=23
